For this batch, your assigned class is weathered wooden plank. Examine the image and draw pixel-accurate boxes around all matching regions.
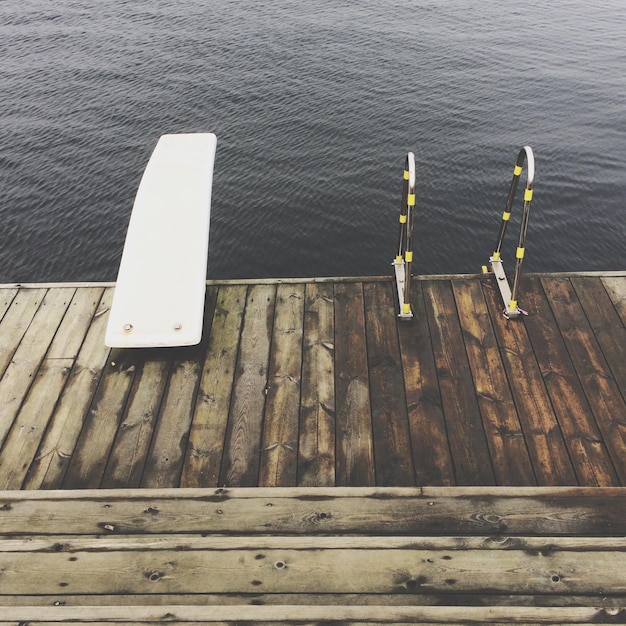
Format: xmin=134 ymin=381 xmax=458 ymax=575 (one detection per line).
xmin=422 ymin=280 xmax=494 ymax=485
xmin=5 ymin=534 xmax=626 ymax=552
xmin=541 ymin=277 xmax=626 ymax=484
xmin=602 ymin=275 xmax=626 ymax=322
xmin=0 ymin=287 xmax=45 ymax=378
xmin=181 ymin=285 xmax=247 ymax=488
xmin=572 ymin=277 xmax=626 ymax=402
xmin=140 ymin=289 xmax=217 ymax=489
xmin=0 ymin=287 xmax=18 ymax=321
xmin=220 ymin=284 xmax=276 ymax=487
xmin=523 ymin=277 xmax=619 ymax=487
xmin=2 ymin=487 xmax=625 ymax=536
xmin=363 ymin=281 xmax=414 ymax=486
xmin=452 ymin=279 xmax=535 ymax=486
xmin=0 ymin=288 xmax=74 ymax=451
xmin=2 ymin=542 xmax=625 ymax=594
xmin=61 ymin=348 xmax=140 ymax=489
xmin=259 ymin=284 xmax=305 ymax=487
xmin=297 ymin=282 xmax=335 ymax=487
xmin=100 ymin=356 xmax=171 ymax=489
xmin=3 ymin=591 xmax=625 ymax=607
xmin=2 ymin=604 xmax=626 ymax=624
xmin=334 ymin=282 xmax=374 ymax=487
xmin=22 ymin=289 xmax=113 ymax=490
xmin=397 ymin=281 xmax=454 ymax=486
xmin=0 ymin=288 xmax=103 ymax=489
xmin=482 ymin=278 xmax=578 ymax=485
xmin=46 ymin=287 xmax=105 ymax=359
xmin=0 ymin=358 xmax=73 ymax=489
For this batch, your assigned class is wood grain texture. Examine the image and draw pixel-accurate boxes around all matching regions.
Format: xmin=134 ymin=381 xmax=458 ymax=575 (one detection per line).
xmin=260 ymin=283 xmax=305 ymax=487
xmin=220 ymin=284 xmax=276 ymax=487
xmin=452 ymin=278 xmax=535 ymax=486
xmin=334 ymin=282 xmax=374 ymax=487
xmin=181 ymin=285 xmax=247 ymax=488
xmin=482 ymin=277 xmax=577 ymax=485
xmin=1 ymin=487 xmax=626 ymax=620
xmin=397 ymin=281 xmax=454 ymax=486
xmin=1 ymin=273 xmax=625 ymax=491
xmin=541 ymin=276 xmax=626 ymax=484
xmin=523 ymin=277 xmax=619 ymax=487
xmin=364 ymin=281 xmax=414 ymax=486
xmin=298 ymin=282 xmax=336 ymax=487
xmin=423 ymin=280 xmax=495 ymax=485
xmin=22 ymin=289 xmax=114 ymax=490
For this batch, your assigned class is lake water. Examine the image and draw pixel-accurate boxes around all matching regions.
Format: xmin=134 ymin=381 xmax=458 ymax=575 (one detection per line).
xmin=1 ymin=0 xmax=625 ymax=283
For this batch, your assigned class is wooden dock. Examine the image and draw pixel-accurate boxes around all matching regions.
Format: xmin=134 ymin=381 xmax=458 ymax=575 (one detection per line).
xmin=1 ymin=271 xmax=626 ymax=623
xmin=1 ymin=272 xmax=625 ymax=490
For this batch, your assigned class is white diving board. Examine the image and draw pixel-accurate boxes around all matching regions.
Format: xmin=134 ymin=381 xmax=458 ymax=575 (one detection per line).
xmin=105 ymin=133 xmax=217 ymax=348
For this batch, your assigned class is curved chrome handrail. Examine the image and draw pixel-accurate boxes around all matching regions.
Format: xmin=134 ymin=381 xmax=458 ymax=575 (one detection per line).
xmin=487 ymin=146 xmax=536 ymax=318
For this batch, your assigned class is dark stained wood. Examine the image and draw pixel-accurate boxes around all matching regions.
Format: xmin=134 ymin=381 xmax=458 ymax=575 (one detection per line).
xmin=522 ymin=277 xmax=620 ymax=487
xmin=363 ymin=281 xmax=414 ymax=486
xmin=541 ymin=276 xmax=626 ymax=483
xmin=334 ymin=281 xmax=375 ymax=486
xmin=482 ymin=277 xmax=578 ymax=486
xmin=1 ymin=273 xmax=625 ymax=491
xmin=398 ymin=281 xmax=454 ymax=486
xmin=572 ymin=276 xmax=626 ymax=405
xmin=452 ymin=278 xmax=535 ymax=486
xmin=422 ymin=280 xmax=495 ymax=485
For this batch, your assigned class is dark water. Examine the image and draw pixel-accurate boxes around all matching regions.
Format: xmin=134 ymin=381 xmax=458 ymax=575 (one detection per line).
xmin=1 ymin=0 xmax=625 ymax=283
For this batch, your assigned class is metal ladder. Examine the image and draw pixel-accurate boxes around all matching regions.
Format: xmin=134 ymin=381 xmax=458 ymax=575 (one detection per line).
xmin=393 ymin=152 xmax=416 ymax=320
xmin=482 ymin=145 xmax=536 ymax=319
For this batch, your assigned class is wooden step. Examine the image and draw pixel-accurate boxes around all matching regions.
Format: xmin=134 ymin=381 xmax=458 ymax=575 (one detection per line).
xmin=1 ymin=487 xmax=625 ymax=623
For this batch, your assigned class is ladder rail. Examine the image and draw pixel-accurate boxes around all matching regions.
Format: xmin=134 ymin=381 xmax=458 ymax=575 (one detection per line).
xmin=393 ymin=152 xmax=416 ymax=320
xmin=486 ymin=146 xmax=536 ymax=319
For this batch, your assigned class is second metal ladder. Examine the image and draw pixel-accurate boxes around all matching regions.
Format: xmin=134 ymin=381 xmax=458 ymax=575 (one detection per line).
xmin=483 ymin=145 xmax=536 ymax=319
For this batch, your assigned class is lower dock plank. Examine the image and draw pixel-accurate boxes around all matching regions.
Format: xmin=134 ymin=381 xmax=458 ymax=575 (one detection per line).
xmin=2 ymin=604 xmax=625 ymax=624
xmin=1 ymin=487 xmax=626 ymax=623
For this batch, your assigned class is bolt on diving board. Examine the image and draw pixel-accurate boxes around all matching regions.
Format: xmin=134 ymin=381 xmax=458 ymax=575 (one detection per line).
xmin=393 ymin=152 xmax=416 ymax=320
xmin=105 ymin=133 xmax=217 ymax=348
xmin=482 ymin=145 xmax=535 ymax=319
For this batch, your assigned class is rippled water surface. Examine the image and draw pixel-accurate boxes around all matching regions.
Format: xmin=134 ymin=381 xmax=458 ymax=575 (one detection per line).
xmin=1 ymin=0 xmax=625 ymax=282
